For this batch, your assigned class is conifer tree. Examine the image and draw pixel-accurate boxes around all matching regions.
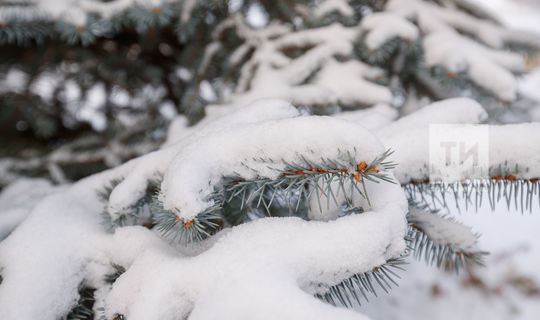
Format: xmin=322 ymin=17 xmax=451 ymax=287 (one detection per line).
xmin=0 ymin=0 xmax=539 ymax=319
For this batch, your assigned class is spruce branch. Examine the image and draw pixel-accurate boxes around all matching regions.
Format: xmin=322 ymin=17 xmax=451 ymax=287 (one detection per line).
xmin=407 ymin=205 xmax=488 ymax=272
xmin=404 ymin=177 xmax=540 ymax=213
xmin=104 ymin=264 xmax=126 ymax=285
xmin=151 ymin=193 xmax=223 ymax=243
xmin=126 ymin=4 xmax=176 ymax=31
xmin=149 ymin=149 xmax=396 ymax=244
xmin=220 ymin=149 xmax=396 ymax=220
xmin=99 ymin=179 xmax=159 ymax=231
xmin=315 ymin=257 xmax=407 ymax=307
xmin=66 ymin=286 xmax=96 ymax=320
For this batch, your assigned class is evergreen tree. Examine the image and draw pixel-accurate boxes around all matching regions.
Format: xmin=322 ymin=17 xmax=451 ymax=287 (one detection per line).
xmin=0 ymin=0 xmax=539 ymax=319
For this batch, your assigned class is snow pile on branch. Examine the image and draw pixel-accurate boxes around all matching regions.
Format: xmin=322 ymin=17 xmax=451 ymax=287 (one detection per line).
xmin=358 ymin=0 xmax=535 ymax=101
xmin=0 ymin=99 xmax=408 ymax=319
xmin=376 ymin=98 xmax=540 ymax=183
xmin=423 ymin=32 xmax=524 ymax=101
xmin=408 ymin=207 xmax=479 ymax=253
xmin=106 ymin=205 xmax=406 ymax=319
xmin=360 ymin=12 xmax=419 ymax=49
xmin=106 ymin=99 xmax=300 ymax=218
xmin=333 ymin=103 xmax=398 ymax=130
xmin=0 ymin=179 xmax=66 ymax=240
xmin=488 ymin=123 xmax=540 ymax=178
xmin=313 ymin=0 xmax=354 ymax=20
xmin=203 ymin=16 xmax=392 ymax=118
xmin=1 ymin=97 xmax=538 ymax=319
xmin=160 ymin=116 xmax=386 ymax=219
xmin=0 ymin=0 xmax=173 ymax=25
xmin=377 ymin=98 xmax=488 ymax=183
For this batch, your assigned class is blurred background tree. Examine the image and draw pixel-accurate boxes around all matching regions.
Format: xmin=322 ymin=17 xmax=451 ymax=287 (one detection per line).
xmin=1 ymin=0 xmax=539 ymax=187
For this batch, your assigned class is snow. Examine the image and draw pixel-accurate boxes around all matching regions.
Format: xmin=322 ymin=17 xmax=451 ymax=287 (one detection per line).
xmin=378 ymin=98 xmax=540 ymax=183
xmin=489 ymin=123 xmax=540 ymax=179
xmin=408 ymin=207 xmax=478 ymax=252
xmin=314 ymin=0 xmax=354 ymax=20
xmin=469 ymin=0 xmax=540 ymax=36
xmin=1 ymin=95 xmax=539 ymax=319
xmin=423 ymin=31 xmax=524 ymax=101
xmin=0 ymin=179 xmax=66 ymax=240
xmin=107 ymin=99 xmax=300 ymax=219
xmin=313 ymin=60 xmax=393 ymax=106
xmin=180 ymin=0 xmax=197 ymax=23
xmin=359 ymin=192 xmax=540 ymax=320
xmin=203 ymin=20 xmax=394 ymax=115
xmin=0 ymin=98 xmax=410 ymax=319
xmin=384 ymin=0 xmax=531 ymax=101
xmin=1 ymin=0 xmax=540 ymax=317
xmin=160 ymin=116 xmax=386 ymax=219
xmin=0 ymin=68 xmax=28 ymax=94
xmin=387 ymin=0 xmax=538 ymax=48
xmin=361 ymin=13 xmax=419 ymax=50
xmin=106 ymin=205 xmax=406 ymax=320
xmin=378 ymin=98 xmax=488 ymax=183
xmin=245 ymin=2 xmax=268 ymax=29
xmin=519 ymin=68 xmax=540 ymax=102
xmin=333 ymin=103 xmax=398 ymax=130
